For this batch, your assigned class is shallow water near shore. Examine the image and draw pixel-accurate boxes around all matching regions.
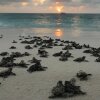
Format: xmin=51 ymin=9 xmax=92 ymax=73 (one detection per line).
xmin=0 ymin=27 xmax=100 ymax=47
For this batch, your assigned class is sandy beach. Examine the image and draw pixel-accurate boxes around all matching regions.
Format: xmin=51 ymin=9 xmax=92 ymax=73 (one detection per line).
xmin=0 ymin=28 xmax=100 ymax=100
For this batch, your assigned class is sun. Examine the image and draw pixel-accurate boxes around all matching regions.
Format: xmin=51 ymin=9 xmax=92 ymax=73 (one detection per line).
xmin=56 ymin=6 xmax=64 ymax=13
xmin=55 ymin=2 xmax=64 ymax=13
xmin=21 ymin=2 xmax=28 ymax=6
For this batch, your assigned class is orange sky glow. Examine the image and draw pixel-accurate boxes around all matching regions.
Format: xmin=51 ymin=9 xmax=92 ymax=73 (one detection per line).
xmin=0 ymin=0 xmax=99 ymax=13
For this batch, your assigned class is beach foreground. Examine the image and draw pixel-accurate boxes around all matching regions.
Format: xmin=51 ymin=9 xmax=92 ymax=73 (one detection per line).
xmin=0 ymin=29 xmax=100 ymax=100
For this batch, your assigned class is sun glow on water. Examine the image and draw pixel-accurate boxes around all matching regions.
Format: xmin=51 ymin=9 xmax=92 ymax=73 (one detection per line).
xmin=54 ymin=29 xmax=63 ymax=37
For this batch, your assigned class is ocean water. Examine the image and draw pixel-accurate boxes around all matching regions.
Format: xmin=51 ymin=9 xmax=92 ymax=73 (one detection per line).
xmin=0 ymin=13 xmax=100 ymax=46
xmin=0 ymin=13 xmax=100 ymax=29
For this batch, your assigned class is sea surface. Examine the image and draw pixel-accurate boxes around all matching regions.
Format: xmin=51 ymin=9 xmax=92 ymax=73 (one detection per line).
xmin=0 ymin=13 xmax=100 ymax=46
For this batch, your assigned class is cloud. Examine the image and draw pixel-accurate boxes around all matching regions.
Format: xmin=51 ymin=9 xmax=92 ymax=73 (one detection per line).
xmin=0 ymin=0 xmax=99 ymax=13
xmin=0 ymin=0 xmax=99 ymax=5
xmin=0 ymin=0 xmax=28 ymax=5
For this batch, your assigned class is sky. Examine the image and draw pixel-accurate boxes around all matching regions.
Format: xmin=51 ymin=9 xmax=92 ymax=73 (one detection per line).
xmin=0 ymin=0 xmax=100 ymax=13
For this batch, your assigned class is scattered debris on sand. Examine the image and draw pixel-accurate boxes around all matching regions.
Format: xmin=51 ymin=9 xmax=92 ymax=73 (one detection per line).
xmin=76 ymin=70 xmax=92 ymax=81
xmin=27 ymin=62 xmax=47 ymax=73
xmin=49 ymin=79 xmax=86 ymax=99
xmin=0 ymin=68 xmax=16 ymax=78
xmin=74 ymin=56 xmax=88 ymax=62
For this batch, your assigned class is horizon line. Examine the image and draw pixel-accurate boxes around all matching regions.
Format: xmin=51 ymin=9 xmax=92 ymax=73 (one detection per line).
xmin=0 ymin=12 xmax=100 ymax=14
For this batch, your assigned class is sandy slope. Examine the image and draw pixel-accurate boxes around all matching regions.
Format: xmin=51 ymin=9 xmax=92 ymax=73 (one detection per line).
xmin=0 ymin=29 xmax=100 ymax=100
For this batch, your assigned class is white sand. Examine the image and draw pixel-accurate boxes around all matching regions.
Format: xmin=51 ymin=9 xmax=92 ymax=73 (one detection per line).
xmin=0 ymin=28 xmax=100 ymax=100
